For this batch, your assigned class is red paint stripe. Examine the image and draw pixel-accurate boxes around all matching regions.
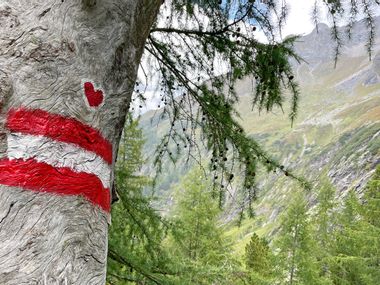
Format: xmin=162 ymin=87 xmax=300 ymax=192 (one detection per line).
xmin=6 ymin=108 xmax=113 ymax=164
xmin=0 ymin=158 xmax=110 ymax=212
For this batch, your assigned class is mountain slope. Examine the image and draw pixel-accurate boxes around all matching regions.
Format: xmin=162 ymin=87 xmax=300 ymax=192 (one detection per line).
xmin=139 ymin=18 xmax=380 ymax=253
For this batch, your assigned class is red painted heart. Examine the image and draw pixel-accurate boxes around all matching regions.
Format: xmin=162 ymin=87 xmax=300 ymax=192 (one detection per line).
xmin=84 ymin=82 xmax=104 ymax=107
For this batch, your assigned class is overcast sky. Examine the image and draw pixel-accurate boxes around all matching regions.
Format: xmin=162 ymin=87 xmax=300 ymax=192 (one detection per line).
xmin=282 ymin=0 xmax=321 ymax=37
xmin=283 ymin=0 xmax=380 ymax=37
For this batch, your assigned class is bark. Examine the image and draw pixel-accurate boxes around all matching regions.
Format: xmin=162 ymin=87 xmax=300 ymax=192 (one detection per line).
xmin=0 ymin=0 xmax=162 ymax=284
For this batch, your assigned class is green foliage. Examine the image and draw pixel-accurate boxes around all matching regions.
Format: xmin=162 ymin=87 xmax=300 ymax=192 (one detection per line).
xmin=108 ymin=115 xmax=380 ymax=285
xmin=329 ymin=191 xmax=371 ymax=285
xmin=281 ymin=170 xmax=380 ymax=285
xmin=276 ymin=192 xmax=322 ymax=285
xmin=311 ymin=177 xmax=337 ymax=285
xmin=245 ymin=233 xmax=270 ymax=273
xmin=362 ymin=166 xmax=380 ymax=227
xmin=166 ymin=168 xmax=242 ymax=285
xmin=170 ymin=169 xmax=223 ymax=262
xmin=268 ymin=171 xmax=380 ymax=285
xmin=107 ymin=115 xmax=174 ymax=285
xmin=313 ymin=177 xmax=337 ymax=255
xmin=244 ymin=233 xmax=277 ymax=284
xmin=328 ymin=168 xmax=380 ymax=285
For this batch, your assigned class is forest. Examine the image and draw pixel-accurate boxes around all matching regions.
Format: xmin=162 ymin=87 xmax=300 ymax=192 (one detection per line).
xmin=107 ymin=116 xmax=380 ymax=285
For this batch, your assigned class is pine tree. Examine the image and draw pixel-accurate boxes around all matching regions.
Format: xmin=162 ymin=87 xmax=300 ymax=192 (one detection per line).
xmin=329 ymin=168 xmax=380 ymax=285
xmin=314 ymin=178 xmax=336 ymax=248
xmin=168 ymin=167 xmax=239 ymax=285
xmin=244 ymin=233 xmax=275 ymax=284
xmin=276 ymin=192 xmax=321 ymax=285
xmin=330 ymin=190 xmax=368 ymax=285
xmin=362 ymin=166 xmax=380 ymax=228
xmin=312 ymin=177 xmax=337 ymax=284
xmin=361 ymin=166 xmax=380 ymax=281
xmin=107 ymin=114 xmax=174 ymax=285
xmin=245 ymin=233 xmax=270 ymax=273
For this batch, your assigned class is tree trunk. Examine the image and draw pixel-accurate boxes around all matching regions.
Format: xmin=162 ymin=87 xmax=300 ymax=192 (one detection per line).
xmin=0 ymin=1 xmax=161 ymax=284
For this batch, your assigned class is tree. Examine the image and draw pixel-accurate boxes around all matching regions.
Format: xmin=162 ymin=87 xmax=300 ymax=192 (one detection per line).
xmin=107 ymin=114 xmax=174 ymax=284
xmin=167 ymin=168 xmax=238 ymax=284
xmin=0 ymin=0 xmax=377 ymax=283
xmin=245 ymin=233 xmax=270 ymax=273
xmin=0 ymin=1 xmax=162 ymax=283
xmin=244 ymin=233 xmax=275 ymax=284
xmin=312 ymin=177 xmax=337 ymax=284
xmin=362 ymin=166 xmax=380 ymax=228
xmin=276 ymin=192 xmax=321 ymax=285
xmin=329 ymin=191 xmax=369 ymax=285
xmin=360 ymin=166 xmax=380 ymax=282
xmin=329 ymin=169 xmax=380 ymax=285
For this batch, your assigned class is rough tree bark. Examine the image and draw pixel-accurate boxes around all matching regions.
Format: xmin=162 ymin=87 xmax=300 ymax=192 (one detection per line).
xmin=0 ymin=1 xmax=162 ymax=284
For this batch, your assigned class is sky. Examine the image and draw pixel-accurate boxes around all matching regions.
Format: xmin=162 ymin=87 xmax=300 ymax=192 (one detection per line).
xmin=282 ymin=0 xmax=322 ymax=37
xmin=283 ymin=0 xmax=380 ymax=37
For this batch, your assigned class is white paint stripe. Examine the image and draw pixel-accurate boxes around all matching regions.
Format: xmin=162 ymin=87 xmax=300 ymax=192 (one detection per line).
xmin=7 ymin=133 xmax=111 ymax=189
